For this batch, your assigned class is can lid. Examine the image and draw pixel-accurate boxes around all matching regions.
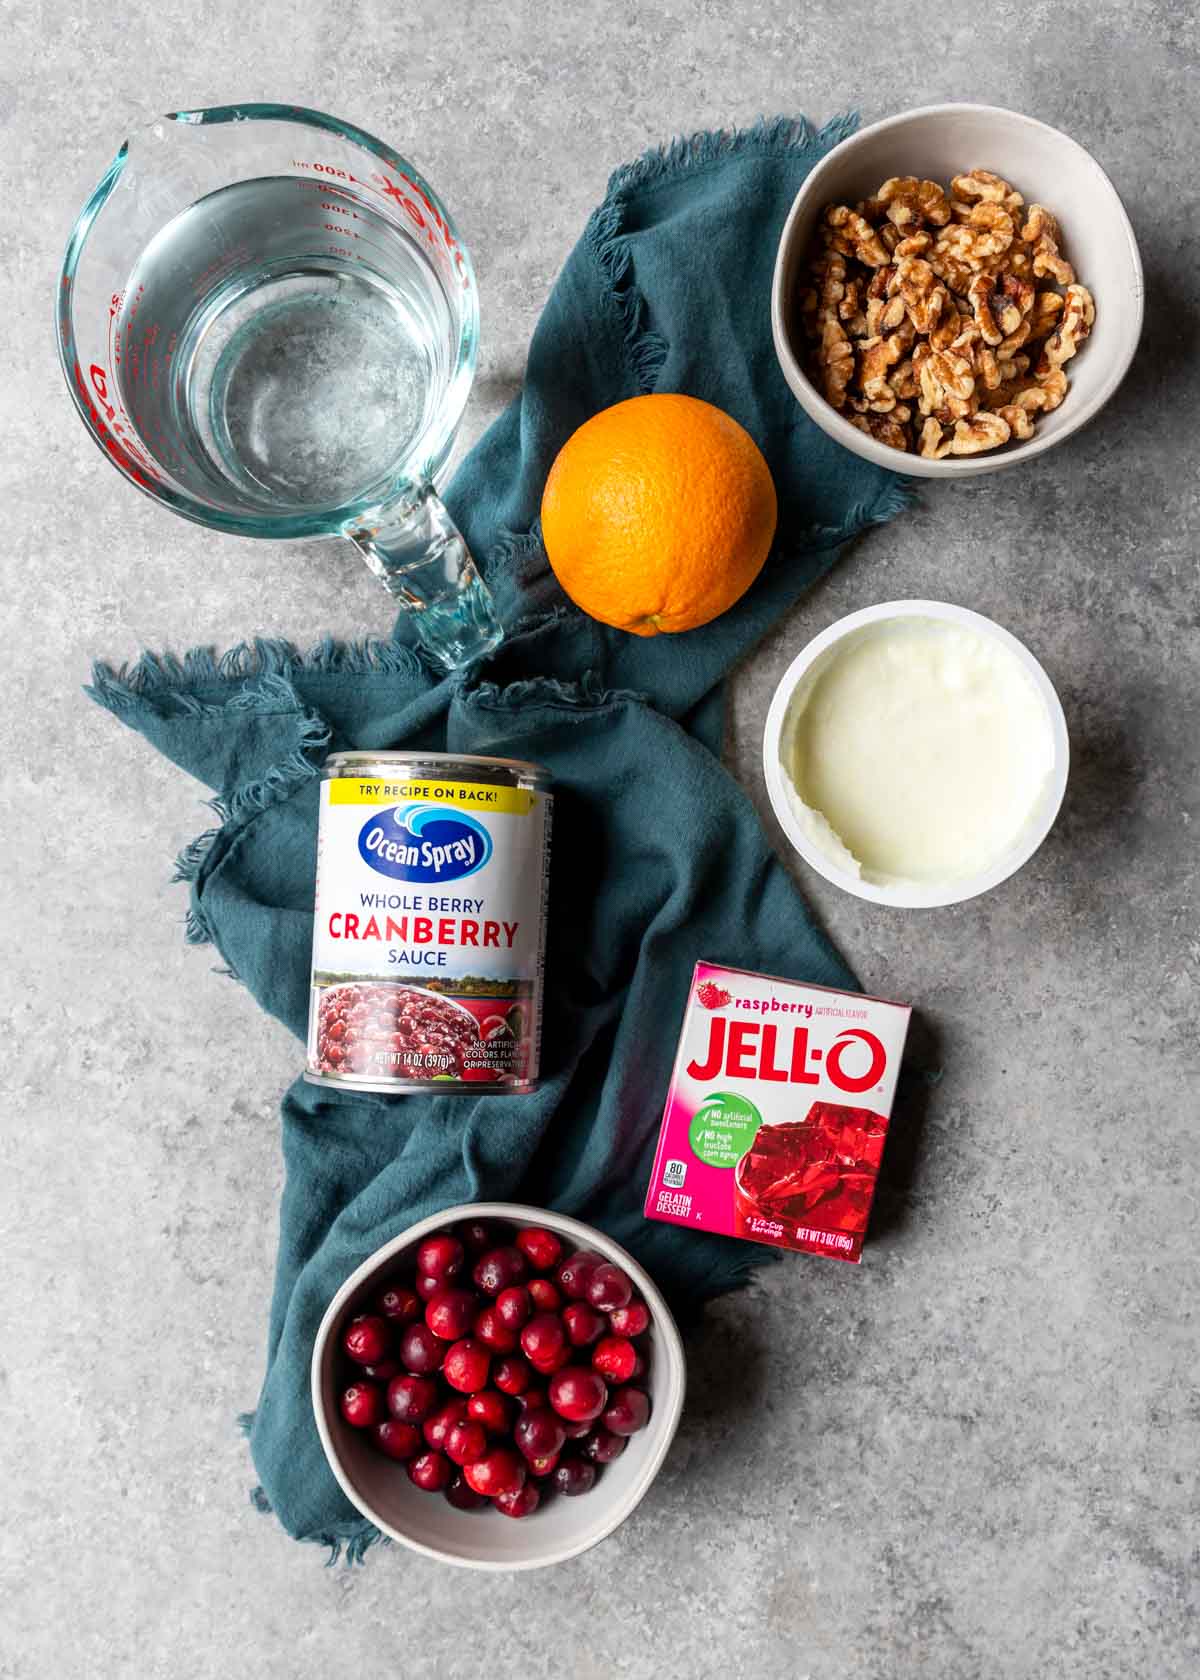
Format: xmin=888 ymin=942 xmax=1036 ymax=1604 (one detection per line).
xmin=323 ymin=750 xmax=551 ymax=784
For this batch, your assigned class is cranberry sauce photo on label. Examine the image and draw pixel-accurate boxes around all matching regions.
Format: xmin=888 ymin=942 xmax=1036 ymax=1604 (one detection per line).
xmin=306 ymin=753 xmax=552 ymax=1094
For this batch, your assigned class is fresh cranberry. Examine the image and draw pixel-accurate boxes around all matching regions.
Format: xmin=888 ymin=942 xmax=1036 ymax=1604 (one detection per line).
xmin=586 ymin=1262 xmax=633 ymax=1313
xmin=630 ymin=1351 xmax=648 ymax=1381
xmin=425 ymin=1288 xmax=478 ymax=1341
xmin=549 ymin=1366 xmax=608 ymax=1423
xmin=562 ymin=1302 xmax=607 ymax=1347
xmin=473 ymin=1246 xmax=529 ymax=1296
xmin=457 ymin=1219 xmax=499 ymax=1256
xmin=416 ymin=1233 xmax=465 ymax=1282
xmin=466 ymin=1390 xmax=513 ymax=1434
xmin=415 ymin=1273 xmax=442 ymax=1302
xmin=603 ymin=1386 xmax=651 ymax=1436
xmin=556 ymin=1251 xmax=602 ymax=1300
xmin=407 ymin=1450 xmax=452 ymax=1493
xmin=442 ymin=1338 xmax=491 ymax=1394
xmin=399 ymin=1322 xmax=444 ymax=1376
xmin=514 ymin=1408 xmax=566 ymax=1462
xmin=342 ymin=1314 xmax=391 ymax=1366
xmin=521 ymin=1312 xmax=568 ymax=1373
xmin=608 ymin=1300 xmax=651 ymax=1337
xmin=526 ymin=1450 xmax=560 ymax=1478
xmin=423 ymin=1398 xmax=468 ymax=1451
xmin=495 ymin=1286 xmax=532 ymax=1330
xmin=561 ymin=1417 xmax=592 ymax=1439
xmin=474 ymin=1305 xmax=519 ymax=1353
xmin=582 ymin=1427 xmax=628 ymax=1464
xmin=464 ymin=1447 xmax=526 ymax=1498
xmin=553 ymin=1457 xmax=597 ymax=1497
xmin=494 ymin=1483 xmax=541 ymax=1518
xmin=528 ymin=1278 xmax=562 ymax=1312
xmin=372 ymin=1419 xmax=422 ymax=1460
xmin=445 ymin=1420 xmax=489 ymax=1467
xmin=515 ymin=1227 xmax=564 ymax=1271
xmin=592 ymin=1336 xmax=638 ymax=1383
xmin=375 ymin=1284 xmax=422 ymax=1325
xmin=492 ymin=1355 xmax=533 ymax=1396
xmin=445 ymin=1472 xmax=487 ymax=1511
xmin=359 ymin=1359 xmax=400 ymax=1382
xmin=513 ymin=1385 xmax=549 ymax=1415
xmin=386 ymin=1373 xmax=440 ymax=1424
xmin=340 ymin=1381 xmax=383 ymax=1428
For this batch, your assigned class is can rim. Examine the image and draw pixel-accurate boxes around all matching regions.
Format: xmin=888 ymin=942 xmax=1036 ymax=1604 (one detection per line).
xmin=322 ymin=750 xmax=551 ymax=783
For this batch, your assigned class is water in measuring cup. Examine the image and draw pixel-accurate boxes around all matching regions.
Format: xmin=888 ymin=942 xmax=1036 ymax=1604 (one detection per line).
xmin=117 ymin=178 xmax=453 ymax=514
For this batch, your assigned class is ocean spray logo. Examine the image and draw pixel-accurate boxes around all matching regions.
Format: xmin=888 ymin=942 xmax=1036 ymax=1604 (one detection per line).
xmin=358 ymin=804 xmax=492 ymax=883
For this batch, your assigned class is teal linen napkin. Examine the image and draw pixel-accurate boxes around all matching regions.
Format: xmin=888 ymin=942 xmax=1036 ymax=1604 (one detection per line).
xmin=89 ymin=116 xmax=909 ymax=1558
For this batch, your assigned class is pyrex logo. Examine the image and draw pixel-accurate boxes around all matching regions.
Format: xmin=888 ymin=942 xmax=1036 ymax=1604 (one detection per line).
xmin=685 ymin=1019 xmax=888 ymax=1093
xmin=358 ymin=804 xmax=492 ymax=883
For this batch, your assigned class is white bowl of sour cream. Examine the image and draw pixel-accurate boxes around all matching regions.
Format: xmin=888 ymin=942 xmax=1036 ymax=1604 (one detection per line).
xmin=763 ymin=601 xmax=1069 ymax=908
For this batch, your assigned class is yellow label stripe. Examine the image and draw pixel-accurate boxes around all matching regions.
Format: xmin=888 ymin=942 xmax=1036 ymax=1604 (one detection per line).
xmin=328 ymin=778 xmax=535 ymax=813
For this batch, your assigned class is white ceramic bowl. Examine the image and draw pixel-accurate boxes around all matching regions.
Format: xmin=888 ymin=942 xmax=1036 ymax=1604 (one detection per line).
xmin=312 ymin=1202 xmax=686 ymax=1569
xmin=772 ymin=103 xmax=1143 ymax=477
xmin=762 ymin=600 xmax=1070 ymax=907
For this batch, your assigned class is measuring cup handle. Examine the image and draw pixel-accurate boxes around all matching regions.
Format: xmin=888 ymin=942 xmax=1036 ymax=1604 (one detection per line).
xmin=349 ymin=486 xmax=504 ymax=672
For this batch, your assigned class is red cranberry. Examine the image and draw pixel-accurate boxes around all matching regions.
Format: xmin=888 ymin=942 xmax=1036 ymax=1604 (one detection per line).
xmin=473 ymin=1246 xmax=529 ymax=1296
xmin=603 ymin=1386 xmax=651 ymax=1436
xmin=514 ymin=1385 xmax=549 ymax=1415
xmin=586 ymin=1262 xmax=633 ymax=1313
xmin=425 ymin=1288 xmax=478 ymax=1341
xmin=359 ymin=1359 xmax=400 ymax=1382
xmin=340 ymin=1381 xmax=383 ymax=1428
xmin=445 ymin=1472 xmax=487 ymax=1511
xmin=445 ymin=1420 xmax=489 ymax=1467
xmin=415 ymin=1273 xmax=442 ymax=1302
xmin=520 ymin=1312 xmax=568 ymax=1373
xmin=464 ymin=1447 xmax=526 ymax=1498
xmin=495 ymin=1286 xmax=532 ymax=1330
xmin=474 ymin=1305 xmax=519 ymax=1353
xmin=630 ymin=1351 xmax=648 ymax=1381
xmin=592 ymin=1336 xmax=638 ymax=1383
xmin=457 ymin=1219 xmax=499 ymax=1256
xmin=423 ymin=1398 xmax=468 ymax=1451
xmin=556 ymin=1251 xmax=602 ymax=1300
xmin=561 ymin=1417 xmax=592 ymax=1439
xmin=528 ymin=1278 xmax=562 ymax=1311
xmin=526 ymin=1450 xmax=560 ymax=1478
xmin=442 ymin=1338 xmax=491 ymax=1394
xmin=608 ymin=1299 xmax=650 ymax=1337
xmin=549 ymin=1367 xmax=608 ymax=1423
xmin=375 ymin=1284 xmax=422 ymax=1325
xmin=515 ymin=1227 xmax=564 ymax=1271
xmin=495 ymin=1482 xmax=541 ymax=1518
xmin=514 ymin=1408 xmax=566 ymax=1462
xmin=407 ymin=1450 xmax=452 ymax=1493
xmin=342 ymin=1314 xmax=391 ymax=1366
xmin=416 ymin=1233 xmax=465 ymax=1282
xmin=492 ymin=1355 xmax=533 ymax=1396
xmin=562 ymin=1303 xmax=607 ymax=1347
xmin=582 ymin=1427 xmax=628 ymax=1464
xmin=372 ymin=1419 xmax=421 ymax=1460
xmin=386 ymin=1373 xmax=440 ymax=1424
xmin=399 ymin=1322 xmax=444 ymax=1376
xmin=553 ymin=1457 xmax=597 ymax=1497
xmin=466 ymin=1390 xmax=513 ymax=1434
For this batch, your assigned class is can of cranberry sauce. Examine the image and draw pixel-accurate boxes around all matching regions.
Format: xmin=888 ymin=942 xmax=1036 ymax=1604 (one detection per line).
xmin=305 ymin=752 xmax=552 ymax=1095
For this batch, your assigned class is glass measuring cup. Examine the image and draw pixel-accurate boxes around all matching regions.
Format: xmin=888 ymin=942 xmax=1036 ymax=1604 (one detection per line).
xmin=57 ymin=104 xmax=502 ymax=671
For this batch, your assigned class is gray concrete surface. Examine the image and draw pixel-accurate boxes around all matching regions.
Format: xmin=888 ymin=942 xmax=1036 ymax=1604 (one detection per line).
xmin=2 ymin=3 xmax=1197 ymax=1677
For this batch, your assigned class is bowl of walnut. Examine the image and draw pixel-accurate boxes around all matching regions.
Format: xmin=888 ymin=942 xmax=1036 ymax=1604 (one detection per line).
xmin=772 ymin=104 xmax=1143 ymax=476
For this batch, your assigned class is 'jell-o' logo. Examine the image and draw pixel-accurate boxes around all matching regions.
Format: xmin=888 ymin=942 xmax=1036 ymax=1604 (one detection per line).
xmin=684 ymin=1018 xmax=888 ymax=1093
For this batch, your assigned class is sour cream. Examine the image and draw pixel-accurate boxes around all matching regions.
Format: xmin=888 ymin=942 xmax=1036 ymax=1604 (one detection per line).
xmin=779 ymin=614 xmax=1057 ymax=889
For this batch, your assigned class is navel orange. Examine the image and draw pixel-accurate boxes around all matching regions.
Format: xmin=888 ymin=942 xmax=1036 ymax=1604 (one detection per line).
xmin=540 ymin=393 xmax=777 ymax=636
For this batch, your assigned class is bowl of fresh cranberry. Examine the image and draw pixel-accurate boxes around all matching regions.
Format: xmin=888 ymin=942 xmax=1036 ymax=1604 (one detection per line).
xmin=312 ymin=1203 xmax=686 ymax=1569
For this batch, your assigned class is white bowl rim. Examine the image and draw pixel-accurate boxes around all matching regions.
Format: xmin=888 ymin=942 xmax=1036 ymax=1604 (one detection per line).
xmin=771 ymin=101 xmax=1145 ymax=478
xmin=311 ymin=1201 xmax=687 ymax=1570
xmin=762 ymin=599 xmax=1071 ymax=907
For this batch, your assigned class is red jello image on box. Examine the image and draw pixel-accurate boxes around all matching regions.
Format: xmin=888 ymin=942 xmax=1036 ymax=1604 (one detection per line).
xmin=644 ymin=962 xmax=911 ymax=1263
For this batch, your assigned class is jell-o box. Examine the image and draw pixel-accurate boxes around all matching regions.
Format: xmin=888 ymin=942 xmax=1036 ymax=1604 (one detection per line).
xmin=644 ymin=962 xmax=911 ymax=1263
